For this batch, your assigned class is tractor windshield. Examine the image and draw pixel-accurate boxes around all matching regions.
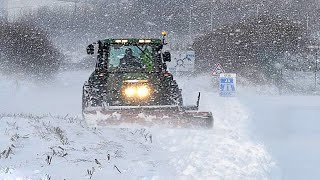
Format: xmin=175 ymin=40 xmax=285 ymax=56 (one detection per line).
xmin=108 ymin=44 xmax=154 ymax=72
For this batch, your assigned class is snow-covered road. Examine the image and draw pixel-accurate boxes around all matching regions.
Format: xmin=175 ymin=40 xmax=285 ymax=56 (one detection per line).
xmin=5 ymin=70 xmax=316 ymax=179
xmin=239 ymin=94 xmax=320 ymax=180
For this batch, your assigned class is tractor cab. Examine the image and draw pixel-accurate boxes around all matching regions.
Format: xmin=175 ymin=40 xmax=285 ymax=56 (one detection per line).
xmin=86 ymin=36 xmax=171 ymax=74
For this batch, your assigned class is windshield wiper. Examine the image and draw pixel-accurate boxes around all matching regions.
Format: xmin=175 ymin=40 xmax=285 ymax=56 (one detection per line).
xmin=135 ymin=45 xmax=152 ymax=61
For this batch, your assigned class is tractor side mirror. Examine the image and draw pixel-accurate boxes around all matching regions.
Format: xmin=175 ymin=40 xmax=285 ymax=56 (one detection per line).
xmin=155 ymin=44 xmax=163 ymax=51
xmin=86 ymin=44 xmax=94 ymax=55
xmin=163 ymin=51 xmax=171 ymax=62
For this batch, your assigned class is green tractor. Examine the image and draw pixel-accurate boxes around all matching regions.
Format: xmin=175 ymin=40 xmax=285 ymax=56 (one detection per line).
xmin=82 ymin=32 xmax=213 ymax=128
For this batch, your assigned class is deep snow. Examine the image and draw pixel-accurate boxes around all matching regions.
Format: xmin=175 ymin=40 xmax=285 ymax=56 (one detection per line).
xmin=1 ymin=69 xmax=319 ymax=179
xmin=239 ymin=94 xmax=320 ymax=180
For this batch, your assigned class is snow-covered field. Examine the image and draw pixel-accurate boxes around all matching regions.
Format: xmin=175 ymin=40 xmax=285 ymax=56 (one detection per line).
xmin=1 ymin=70 xmax=320 ymax=179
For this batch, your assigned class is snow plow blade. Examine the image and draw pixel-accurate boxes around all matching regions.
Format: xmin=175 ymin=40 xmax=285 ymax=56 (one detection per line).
xmin=83 ymin=105 xmax=213 ymax=129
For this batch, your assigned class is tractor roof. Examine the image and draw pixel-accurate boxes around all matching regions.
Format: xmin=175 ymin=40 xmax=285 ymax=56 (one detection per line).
xmin=102 ymin=38 xmax=162 ymax=45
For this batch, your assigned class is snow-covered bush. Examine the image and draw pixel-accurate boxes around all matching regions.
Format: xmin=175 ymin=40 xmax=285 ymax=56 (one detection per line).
xmin=0 ymin=21 xmax=62 ymax=79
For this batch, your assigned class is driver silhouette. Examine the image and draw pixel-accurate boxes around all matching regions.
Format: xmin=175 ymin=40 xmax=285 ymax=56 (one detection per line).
xmin=119 ymin=48 xmax=143 ymax=68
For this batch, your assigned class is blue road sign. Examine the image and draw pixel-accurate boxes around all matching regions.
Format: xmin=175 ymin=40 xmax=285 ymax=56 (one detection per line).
xmin=219 ymin=74 xmax=236 ymax=97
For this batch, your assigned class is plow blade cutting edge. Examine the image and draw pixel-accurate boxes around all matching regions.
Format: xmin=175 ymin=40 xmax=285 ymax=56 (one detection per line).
xmin=83 ymin=105 xmax=213 ymax=129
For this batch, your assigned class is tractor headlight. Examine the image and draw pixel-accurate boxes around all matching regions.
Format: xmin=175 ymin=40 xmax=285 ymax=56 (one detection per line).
xmin=124 ymin=87 xmax=136 ymax=98
xmin=137 ymin=86 xmax=150 ymax=98
xmin=122 ymin=84 xmax=151 ymax=99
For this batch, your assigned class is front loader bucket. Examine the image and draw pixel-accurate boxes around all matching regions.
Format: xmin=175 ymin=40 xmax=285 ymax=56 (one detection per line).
xmin=83 ymin=106 xmax=213 ymax=129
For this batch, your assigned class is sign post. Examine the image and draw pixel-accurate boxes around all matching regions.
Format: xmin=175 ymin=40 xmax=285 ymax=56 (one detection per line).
xmin=219 ymin=73 xmax=236 ymax=97
xmin=308 ymin=45 xmax=320 ymax=90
